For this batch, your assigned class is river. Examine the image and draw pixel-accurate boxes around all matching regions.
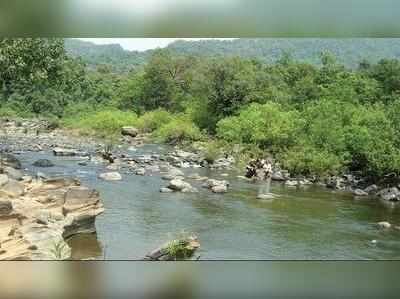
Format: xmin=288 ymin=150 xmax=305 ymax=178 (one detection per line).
xmin=16 ymin=144 xmax=400 ymax=260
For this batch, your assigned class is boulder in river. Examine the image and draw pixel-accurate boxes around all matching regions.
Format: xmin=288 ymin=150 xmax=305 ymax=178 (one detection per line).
xmin=377 ymin=221 xmax=391 ymax=229
xmin=121 ymin=126 xmax=139 ymax=138
xmin=271 ymin=171 xmax=286 ymax=182
xmin=144 ymin=235 xmax=200 ymax=261
xmin=0 ymin=153 xmax=22 ymax=169
xmin=364 ymin=184 xmax=378 ymax=194
xmin=376 ymin=187 xmax=400 ymax=201
xmin=352 ymin=189 xmax=368 ymax=196
xmin=161 ymin=167 xmax=184 ymax=180
xmin=33 ymin=159 xmax=54 ymax=168
xmin=285 ymin=180 xmax=298 ymax=187
xmin=167 ymin=179 xmax=197 ymax=193
xmin=53 ymin=147 xmax=78 ymax=157
xmin=202 ymin=179 xmax=229 ymax=194
xmin=211 ymin=184 xmax=227 ymax=193
xmin=135 ymin=168 xmax=146 ymax=176
xmin=98 ymin=172 xmax=122 ymax=181
xmin=160 ymin=187 xmax=174 ymax=193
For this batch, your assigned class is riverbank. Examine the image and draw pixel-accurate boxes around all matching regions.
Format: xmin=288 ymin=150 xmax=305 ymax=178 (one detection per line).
xmin=1 ymin=117 xmax=400 ymax=260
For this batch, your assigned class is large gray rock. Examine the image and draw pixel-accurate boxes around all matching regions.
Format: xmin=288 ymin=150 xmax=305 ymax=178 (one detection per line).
xmin=98 ymin=172 xmax=122 ymax=181
xmin=376 ymin=187 xmax=400 ymax=201
xmin=121 ymin=126 xmax=139 ymax=137
xmin=364 ymin=184 xmax=378 ymax=194
xmin=203 ymin=179 xmax=229 ymax=189
xmin=0 ymin=153 xmax=22 ymax=169
xmin=168 ymin=179 xmax=192 ymax=191
xmin=33 ymin=159 xmax=54 ymax=167
xmin=211 ymin=185 xmax=227 ymax=193
xmin=271 ymin=171 xmax=286 ymax=182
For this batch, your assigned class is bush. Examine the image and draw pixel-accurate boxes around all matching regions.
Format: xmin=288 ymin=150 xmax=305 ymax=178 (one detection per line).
xmin=280 ymin=145 xmax=344 ymax=176
xmin=62 ymin=109 xmax=138 ymax=137
xmin=153 ymin=115 xmax=203 ymax=144
xmin=136 ymin=109 xmax=173 ymax=133
xmin=216 ymin=102 xmax=304 ymax=152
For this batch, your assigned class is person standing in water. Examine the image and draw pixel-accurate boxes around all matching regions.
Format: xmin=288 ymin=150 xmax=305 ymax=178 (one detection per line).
xmin=258 ymin=158 xmax=273 ymax=198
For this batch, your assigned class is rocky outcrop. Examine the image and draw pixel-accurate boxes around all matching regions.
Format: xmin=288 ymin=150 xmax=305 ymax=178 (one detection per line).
xmin=0 ymin=169 xmax=104 ymax=260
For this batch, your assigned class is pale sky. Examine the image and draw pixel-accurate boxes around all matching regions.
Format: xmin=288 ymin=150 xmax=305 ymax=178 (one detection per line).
xmin=77 ymin=38 xmax=235 ymax=51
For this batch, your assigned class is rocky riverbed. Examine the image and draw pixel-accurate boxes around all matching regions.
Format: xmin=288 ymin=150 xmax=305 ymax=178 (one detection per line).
xmin=1 ymin=117 xmax=400 ymax=260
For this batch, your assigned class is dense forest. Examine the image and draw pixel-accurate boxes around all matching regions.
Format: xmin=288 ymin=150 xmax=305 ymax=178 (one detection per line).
xmin=65 ymin=38 xmax=400 ymax=72
xmin=1 ymin=38 xmax=400 ymax=180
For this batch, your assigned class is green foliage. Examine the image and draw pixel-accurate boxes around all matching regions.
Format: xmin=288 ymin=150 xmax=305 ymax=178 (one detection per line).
xmin=153 ymin=115 xmax=203 ymax=144
xmin=4 ymin=38 xmax=400 ymax=178
xmin=63 ymin=109 xmax=137 ymax=138
xmin=280 ymin=145 xmax=344 ymax=176
xmin=135 ymin=109 xmax=173 ymax=133
xmin=217 ymin=102 xmax=303 ymax=152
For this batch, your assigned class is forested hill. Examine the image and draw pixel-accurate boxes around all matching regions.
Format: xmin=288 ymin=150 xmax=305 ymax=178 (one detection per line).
xmin=65 ymin=39 xmax=150 ymax=72
xmin=65 ymin=38 xmax=400 ymax=71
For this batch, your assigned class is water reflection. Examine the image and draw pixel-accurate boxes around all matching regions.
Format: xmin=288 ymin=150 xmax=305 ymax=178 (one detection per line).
xmin=68 ymin=233 xmax=103 ymax=260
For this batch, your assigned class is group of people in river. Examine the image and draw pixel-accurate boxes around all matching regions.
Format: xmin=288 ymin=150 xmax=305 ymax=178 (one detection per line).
xmin=245 ymin=157 xmax=273 ymax=181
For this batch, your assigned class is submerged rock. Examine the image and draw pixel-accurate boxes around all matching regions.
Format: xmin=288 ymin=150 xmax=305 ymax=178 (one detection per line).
xmin=33 ymin=159 xmax=54 ymax=167
xmin=98 ymin=172 xmax=122 ymax=181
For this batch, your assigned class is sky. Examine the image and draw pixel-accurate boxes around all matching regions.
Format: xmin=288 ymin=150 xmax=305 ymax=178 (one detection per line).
xmin=77 ymin=38 xmax=235 ymax=51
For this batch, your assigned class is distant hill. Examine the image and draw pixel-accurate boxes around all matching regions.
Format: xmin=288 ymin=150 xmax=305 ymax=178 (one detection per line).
xmin=65 ymin=38 xmax=400 ymax=72
xmin=65 ymin=39 xmax=150 ymax=72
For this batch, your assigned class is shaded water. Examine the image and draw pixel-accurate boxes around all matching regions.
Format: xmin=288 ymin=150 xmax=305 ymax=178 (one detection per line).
xmin=17 ymin=144 xmax=400 ymax=260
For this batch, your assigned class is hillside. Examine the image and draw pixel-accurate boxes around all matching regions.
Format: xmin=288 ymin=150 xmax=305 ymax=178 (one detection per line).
xmin=65 ymin=38 xmax=400 ymax=71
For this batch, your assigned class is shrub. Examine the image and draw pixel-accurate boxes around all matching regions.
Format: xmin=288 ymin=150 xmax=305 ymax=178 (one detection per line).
xmin=153 ymin=115 xmax=203 ymax=144
xmin=280 ymin=145 xmax=344 ymax=177
xmin=62 ymin=109 xmax=138 ymax=137
xmin=216 ymin=102 xmax=304 ymax=152
xmin=136 ymin=109 xmax=173 ymax=133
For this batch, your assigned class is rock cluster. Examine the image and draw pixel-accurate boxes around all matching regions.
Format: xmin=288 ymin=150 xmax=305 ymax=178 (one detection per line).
xmin=0 ymin=154 xmax=104 ymax=260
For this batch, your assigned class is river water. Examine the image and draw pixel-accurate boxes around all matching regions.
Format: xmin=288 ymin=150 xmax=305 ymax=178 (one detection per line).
xmin=17 ymin=144 xmax=400 ymax=260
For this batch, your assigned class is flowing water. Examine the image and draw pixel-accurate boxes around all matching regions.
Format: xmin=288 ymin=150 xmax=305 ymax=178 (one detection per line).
xmin=17 ymin=144 xmax=400 ymax=260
